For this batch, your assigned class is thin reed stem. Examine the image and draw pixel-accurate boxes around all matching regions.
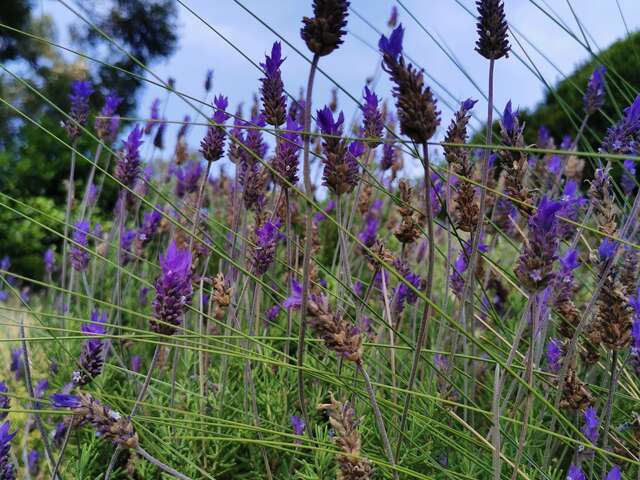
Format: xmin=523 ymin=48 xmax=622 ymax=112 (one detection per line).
xmin=135 ymin=446 xmax=191 ymax=480
xmin=59 ymin=141 xmax=78 ymax=314
xmin=600 ymin=350 xmax=619 ymax=458
xmin=105 ymin=343 xmax=161 ymax=480
xmin=356 ymin=360 xmax=397 ymax=480
xmin=396 ymin=141 xmax=435 ymax=458
xmin=297 ymin=52 xmax=319 ymax=438
xmin=19 ymin=315 xmax=59 ymax=480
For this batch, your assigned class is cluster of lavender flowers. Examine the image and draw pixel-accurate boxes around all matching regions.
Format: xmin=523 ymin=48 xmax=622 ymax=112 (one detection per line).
xmin=7 ymin=0 xmax=640 ymax=478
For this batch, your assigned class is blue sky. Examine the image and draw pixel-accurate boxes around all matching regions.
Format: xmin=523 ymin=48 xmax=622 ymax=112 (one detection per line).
xmin=44 ymin=0 xmax=640 ymax=171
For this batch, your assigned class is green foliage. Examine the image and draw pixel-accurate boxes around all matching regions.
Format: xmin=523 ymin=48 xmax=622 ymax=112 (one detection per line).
xmin=0 ymin=195 xmax=63 ymax=278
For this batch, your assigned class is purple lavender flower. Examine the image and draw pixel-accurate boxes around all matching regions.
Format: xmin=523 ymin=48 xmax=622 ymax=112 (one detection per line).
xmin=50 ymin=393 xmax=82 ymax=409
xmin=317 ymin=106 xmax=344 ymax=136
xmin=581 ymin=406 xmax=599 ymax=444
xmin=151 ymin=241 xmax=193 ymax=335
xmin=501 ymin=100 xmax=521 ymax=138
xmin=139 ymin=287 xmax=150 ymax=307
xmin=388 ymin=5 xmax=398 ymax=27
xmin=567 ymin=465 xmax=585 ymax=480
xmin=176 ymin=160 xmax=203 ymax=198
xmin=50 ymin=393 xmax=138 ymax=449
xmin=115 ymin=125 xmax=144 ymax=190
xmin=137 ymin=206 xmax=162 ymax=248
xmin=598 ymin=237 xmax=618 ymax=262
xmin=73 ymin=309 xmax=107 ymax=386
xmin=515 ymin=197 xmax=563 ymax=292
xmin=557 ymin=180 xmax=587 ymax=239
xmin=283 ymin=279 xmax=302 ymax=310
xmin=34 ymin=379 xmax=48 ymax=399
xmin=361 ymin=86 xmax=383 ymax=147
xmin=121 ymin=229 xmax=136 ymax=265
xmin=260 ymin=41 xmax=287 ymax=127
xmin=177 ymin=115 xmax=191 ymax=140
xmin=44 ymin=247 xmax=55 ymax=275
xmin=546 ymin=154 xmax=562 ymax=176
xmin=621 ymin=159 xmax=637 ymax=195
xmin=153 ymin=121 xmax=166 ymax=149
xmin=201 ymin=95 xmax=230 ymax=162
xmin=433 ymin=353 xmax=447 ymax=372
xmin=602 ymin=95 xmax=640 ymax=154
xmin=65 ymin=80 xmax=93 ymax=140
xmin=70 ymin=220 xmax=91 ymax=272
xmin=131 ymin=355 xmax=141 ymax=373
xmin=393 ymin=260 xmax=422 ymax=312
xmin=95 ymin=92 xmax=123 ymax=140
xmin=266 ymin=305 xmax=281 ymax=324
xmin=451 ymin=241 xmax=488 ymax=298
xmin=87 ymin=182 xmax=99 ymax=206
xmin=145 ymin=98 xmax=161 ymax=135
xmin=0 ymin=382 xmax=8 ymax=420
xmin=272 ymin=117 xmax=302 ymax=187
xmin=27 ymin=449 xmax=40 ymax=476
xmin=606 ymin=466 xmax=621 ymax=480
xmin=358 ymin=215 xmax=380 ymax=250
xmin=380 ymin=23 xmax=440 ymax=143
xmin=242 ymin=114 xmax=268 ymax=162
xmin=381 ymin=137 xmax=396 ymax=171
xmin=0 ymin=421 xmax=17 ymax=480
xmin=204 ymin=69 xmax=214 ymax=93
xmin=290 ymin=415 xmax=305 ymax=436
xmin=584 ymin=65 xmax=606 ymax=115
xmin=252 ymin=218 xmax=283 ymax=276
xmin=537 ymin=125 xmax=552 ymax=148
xmin=378 ymin=24 xmax=404 ymax=61
xmin=545 ymin=338 xmax=562 ymax=373
xmin=10 ymin=348 xmax=23 ymax=381
xmin=317 ymin=106 xmax=358 ymax=195
xmin=313 ymin=199 xmax=336 ymax=223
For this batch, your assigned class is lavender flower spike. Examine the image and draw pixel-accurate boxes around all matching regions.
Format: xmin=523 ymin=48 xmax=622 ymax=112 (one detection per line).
xmin=260 ymin=41 xmax=287 ymax=127
xmin=70 ymin=219 xmax=91 ymax=272
xmin=151 ymin=240 xmax=193 ymax=335
xmin=300 ymin=0 xmax=350 ymax=57
xmin=361 ymin=86 xmax=383 ymax=147
xmin=114 ymin=125 xmax=144 ymax=190
xmin=95 ymin=92 xmax=123 ymax=141
xmin=317 ymin=106 xmax=358 ymax=194
xmin=378 ymin=24 xmax=404 ymax=61
xmin=290 ymin=415 xmax=305 ymax=436
xmin=566 ymin=465 xmax=585 ymax=480
xmin=602 ymin=94 xmax=640 ymax=154
xmin=584 ymin=65 xmax=606 ymax=115
xmin=44 ymin=247 xmax=55 ymax=274
xmin=0 ymin=382 xmax=8 ymax=420
xmin=272 ymin=117 xmax=303 ymax=187
xmin=73 ymin=309 xmax=107 ymax=386
xmin=0 ymin=421 xmax=17 ymax=480
xmin=65 ymin=80 xmax=93 ymax=140
xmin=545 ymin=338 xmax=562 ymax=373
xmin=514 ymin=196 xmax=562 ymax=292
xmin=201 ymin=95 xmax=230 ymax=162
xmin=50 ymin=392 xmax=138 ymax=449
xmin=606 ymin=466 xmax=622 ymax=480
xmin=475 ymin=0 xmax=510 ymax=60
xmin=251 ymin=218 xmax=284 ymax=276
xmin=581 ymin=406 xmax=599 ymax=444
